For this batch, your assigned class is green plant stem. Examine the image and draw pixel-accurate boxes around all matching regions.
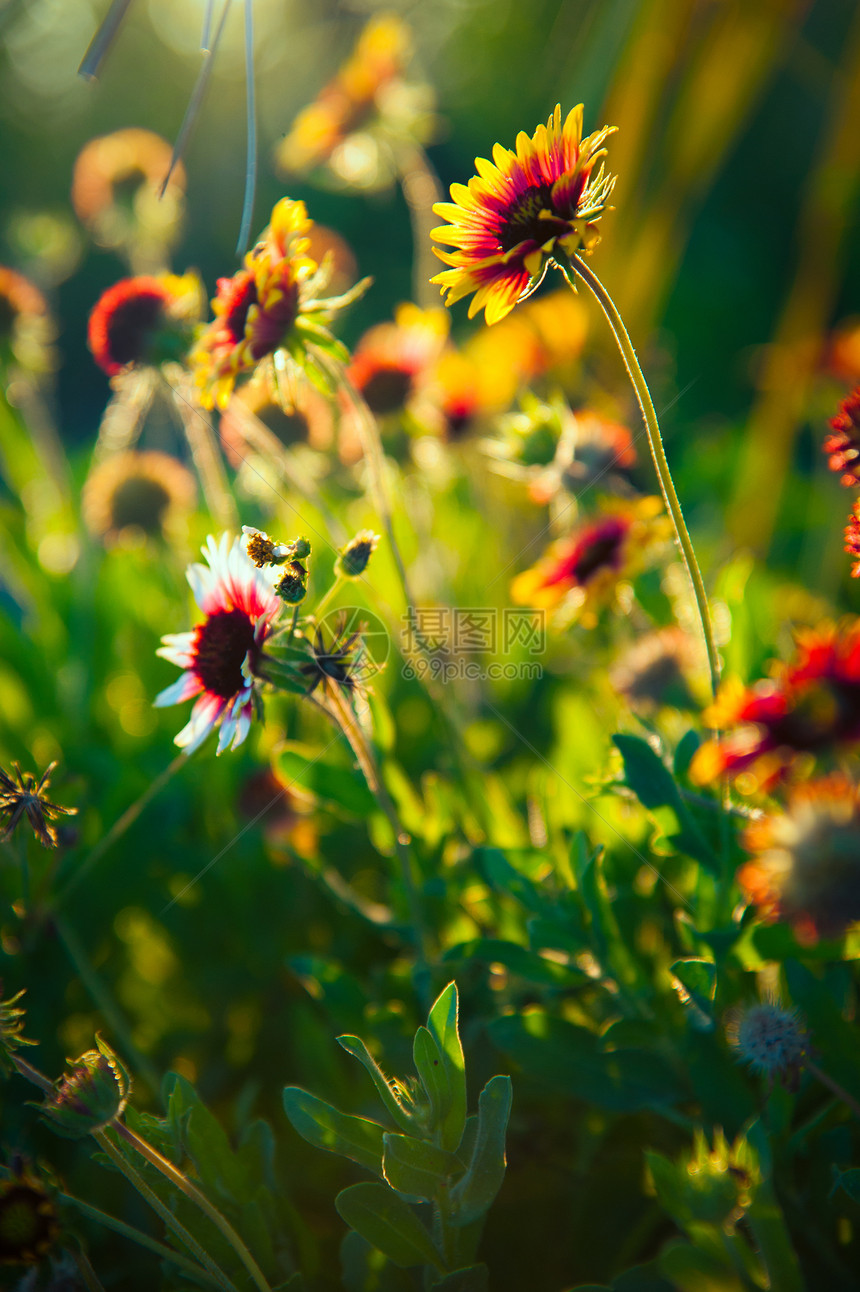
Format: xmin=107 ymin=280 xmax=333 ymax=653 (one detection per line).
xmin=388 ymin=136 xmax=445 ymax=311
xmin=560 ymin=252 xmax=721 ymax=702
xmin=113 ymin=1121 xmax=273 ymax=1292
xmin=57 ymin=752 xmax=188 ymax=903
xmin=70 ymin=1248 xmax=106 ymax=1292
xmin=314 ymin=574 xmax=343 ymax=619
xmin=805 ymin=1058 xmax=860 ymax=1121
xmin=18 ymin=832 xmax=29 ymax=912
xmin=323 ymin=678 xmax=431 ymax=1004
xmin=60 ymin=1191 xmax=226 ymax=1289
xmin=95 ymin=1130 xmax=237 ymax=1292
xmin=167 ymin=369 xmax=238 ymax=533
xmin=52 ymin=912 xmax=161 ymax=1095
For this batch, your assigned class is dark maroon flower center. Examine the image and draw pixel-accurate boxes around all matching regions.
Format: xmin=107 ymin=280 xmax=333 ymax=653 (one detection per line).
xmin=221 ymin=273 xmax=258 ymax=345
xmin=771 ymin=680 xmax=860 ymax=751
xmin=360 ymin=364 xmax=414 ymax=415
xmin=545 ymin=518 xmax=628 ymax=589
xmin=193 ymin=609 xmax=257 ymax=699
xmin=105 ymin=290 xmax=167 ymax=367
xmin=110 ymin=475 xmax=171 ymax=535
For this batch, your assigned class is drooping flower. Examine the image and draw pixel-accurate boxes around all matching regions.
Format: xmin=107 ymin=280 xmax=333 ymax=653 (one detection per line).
xmin=0 ymin=266 xmax=54 ymax=375
xmin=275 ymin=15 xmax=422 ymax=186
xmin=71 ymin=128 xmax=185 ymax=270
xmin=823 ymin=387 xmax=860 ymax=486
xmin=87 ymin=273 xmax=202 ymax=376
xmin=690 ymin=622 xmax=860 ymax=793
xmin=510 ymin=497 xmax=668 ymax=625
xmin=432 ymin=104 xmax=616 ymax=325
xmin=739 ymin=775 xmax=860 ymax=943
xmin=727 ymin=1001 xmax=808 ymax=1090
xmin=190 ymin=198 xmax=358 ymax=411
xmin=82 ymin=449 xmax=195 ymax=544
xmin=154 ymin=534 xmax=282 ymax=754
xmin=0 ymin=763 xmax=76 ymax=849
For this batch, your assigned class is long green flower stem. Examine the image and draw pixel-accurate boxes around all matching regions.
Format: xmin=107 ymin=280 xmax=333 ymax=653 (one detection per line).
xmin=94 ymin=1130 xmax=237 ymax=1292
xmin=560 ymin=253 xmax=721 ymax=702
xmin=322 ymin=678 xmax=431 ymax=1004
xmin=112 ymin=1121 xmax=272 ymax=1292
xmin=59 ymin=1191 xmax=226 ymax=1290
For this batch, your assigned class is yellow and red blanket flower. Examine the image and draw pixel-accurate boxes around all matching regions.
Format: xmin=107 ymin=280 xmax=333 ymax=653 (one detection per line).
xmin=691 ymin=621 xmax=860 ymax=793
xmin=431 ymin=104 xmax=615 ymax=325
xmin=72 ymin=128 xmax=185 ymax=226
xmin=823 ymin=386 xmax=860 ymax=486
xmin=510 ymin=496 xmax=668 ymax=625
xmin=346 ymin=302 xmax=450 ymax=415
xmin=190 ymin=198 xmax=354 ymax=411
xmin=276 ymin=15 xmax=410 ymax=174
xmin=88 ymin=273 xmax=202 ymax=376
xmin=154 ymin=534 xmax=282 ymax=755
xmin=739 ymin=774 xmax=860 ymax=944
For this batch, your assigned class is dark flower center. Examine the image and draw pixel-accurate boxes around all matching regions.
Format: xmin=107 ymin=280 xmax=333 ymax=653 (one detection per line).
xmin=105 ymin=289 xmax=167 ymax=367
xmin=360 ymin=364 xmax=414 ymax=414
xmin=0 ymin=294 xmax=17 ymax=345
xmin=194 ymin=609 xmax=257 ymax=699
xmin=110 ymin=475 xmax=171 ymax=535
xmin=772 ymin=680 xmax=860 ymax=751
xmin=0 ymin=1183 xmax=55 ymax=1261
xmin=573 ymin=530 xmax=624 ymax=583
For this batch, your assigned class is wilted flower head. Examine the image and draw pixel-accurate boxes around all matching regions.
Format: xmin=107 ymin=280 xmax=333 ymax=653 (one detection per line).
xmin=276 ymin=14 xmax=422 ymax=183
xmin=87 ymin=273 xmax=202 ymax=376
xmin=739 ymin=775 xmax=860 ymax=943
xmin=191 ymin=198 xmax=360 ymax=410
xmin=823 ymin=387 xmax=860 ymax=486
xmin=336 ymin=530 xmax=380 ymax=579
xmin=71 ymin=128 xmax=185 ymax=269
xmin=0 ymin=266 xmax=54 ymax=375
xmin=0 ymin=988 xmax=38 ymax=1077
xmin=39 ymin=1035 xmax=130 ymax=1138
xmin=0 ymin=763 xmax=76 ymax=849
xmin=510 ymin=497 xmax=668 ymax=626
xmin=611 ymin=628 xmax=699 ymax=713
xmin=154 ymin=534 xmax=282 ymax=754
xmin=727 ymin=1001 xmax=808 ymax=1089
xmin=0 ymin=1164 xmax=59 ymax=1265
xmin=83 ymin=450 xmax=195 ymax=545
xmin=432 ymin=104 xmax=615 ymax=324
xmin=691 ymin=622 xmax=860 ymax=793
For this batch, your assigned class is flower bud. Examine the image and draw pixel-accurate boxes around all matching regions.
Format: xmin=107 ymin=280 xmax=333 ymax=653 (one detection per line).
xmin=38 ymin=1035 xmax=130 ymax=1137
xmin=336 ymin=530 xmax=379 ymax=579
xmin=727 ymin=1001 xmax=807 ymax=1090
xmin=274 ymin=562 xmax=308 ymax=605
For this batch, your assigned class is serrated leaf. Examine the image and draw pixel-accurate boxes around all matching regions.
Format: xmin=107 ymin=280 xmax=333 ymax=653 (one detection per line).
xmin=382 ymin=1133 xmax=462 ymax=1201
xmin=335 ymin=1182 xmax=444 ymax=1271
xmin=448 ymin=1075 xmax=511 ymax=1226
xmin=337 ymin=1036 xmax=416 ymax=1134
xmin=613 ymin=734 xmax=720 ymax=873
xmin=427 ymin=983 xmax=467 ymax=1152
xmin=283 ymin=1087 xmax=385 ymax=1175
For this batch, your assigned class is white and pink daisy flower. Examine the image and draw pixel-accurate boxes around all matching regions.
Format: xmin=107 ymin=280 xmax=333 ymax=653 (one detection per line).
xmin=154 ymin=534 xmax=281 ymax=754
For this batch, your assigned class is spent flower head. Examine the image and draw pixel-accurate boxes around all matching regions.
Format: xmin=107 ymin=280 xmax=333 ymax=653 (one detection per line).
xmin=336 ymin=530 xmax=380 ymax=579
xmin=727 ymin=1001 xmax=808 ymax=1090
xmin=82 ymin=449 xmax=195 ymax=545
xmin=0 ymin=763 xmax=76 ymax=850
xmin=432 ymin=104 xmax=615 ymax=324
xmin=0 ymin=1163 xmax=59 ymax=1266
xmin=38 ymin=1035 xmax=130 ymax=1138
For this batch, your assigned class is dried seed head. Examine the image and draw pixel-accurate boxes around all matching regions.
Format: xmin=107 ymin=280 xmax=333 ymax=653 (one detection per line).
xmin=727 ymin=1001 xmax=807 ymax=1088
xmin=336 ymin=530 xmax=380 ymax=579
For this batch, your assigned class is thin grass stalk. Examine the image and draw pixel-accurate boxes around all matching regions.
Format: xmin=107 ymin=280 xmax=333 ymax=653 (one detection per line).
xmin=560 ymin=252 xmax=720 ymax=701
xmin=168 ymin=372 xmax=238 ymax=532
xmin=389 ymin=139 xmax=445 ymax=310
xmin=113 ymin=1121 xmax=272 ymax=1292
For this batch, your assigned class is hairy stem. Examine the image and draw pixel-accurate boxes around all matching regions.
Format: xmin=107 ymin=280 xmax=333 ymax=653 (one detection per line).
xmin=113 ymin=1121 xmax=272 ymax=1292
xmin=561 ymin=253 xmax=721 ymax=701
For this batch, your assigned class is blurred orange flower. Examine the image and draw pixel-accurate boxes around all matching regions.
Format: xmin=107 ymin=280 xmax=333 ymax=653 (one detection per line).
xmin=0 ymin=265 xmax=54 ymax=374
xmin=88 ymin=273 xmax=202 ymax=376
xmin=824 ymin=387 xmax=860 ymax=486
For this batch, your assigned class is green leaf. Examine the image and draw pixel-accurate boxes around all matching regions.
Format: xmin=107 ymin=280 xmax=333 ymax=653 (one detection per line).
xmin=613 ymin=734 xmax=720 ymax=873
xmin=429 ymin=1264 xmax=489 ymax=1291
xmin=337 ymin=1035 xmax=416 ymax=1134
xmin=413 ymin=1027 xmax=451 ymax=1134
xmin=427 ymin=983 xmax=467 ymax=1152
xmin=670 ymin=959 xmax=717 ymax=1031
xmin=382 ymin=1133 xmax=462 ymax=1201
xmin=335 ymin=1182 xmax=444 ymax=1271
xmin=283 ymin=1087 xmax=385 ymax=1175
xmin=448 ymin=1075 xmax=511 ymax=1226
xmin=276 ymin=745 xmax=377 ymax=817
xmin=478 ymin=847 xmax=549 ymax=913
xmin=164 ymin=1073 xmax=247 ymax=1203
xmin=831 ymin=1166 xmax=860 ymax=1204
xmin=489 ymin=1012 xmax=685 ymax=1111
xmin=443 ymin=938 xmax=579 ymax=987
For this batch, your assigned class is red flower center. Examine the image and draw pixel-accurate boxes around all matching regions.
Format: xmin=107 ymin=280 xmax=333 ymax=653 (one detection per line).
xmin=193 ymin=609 xmax=257 ymax=699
